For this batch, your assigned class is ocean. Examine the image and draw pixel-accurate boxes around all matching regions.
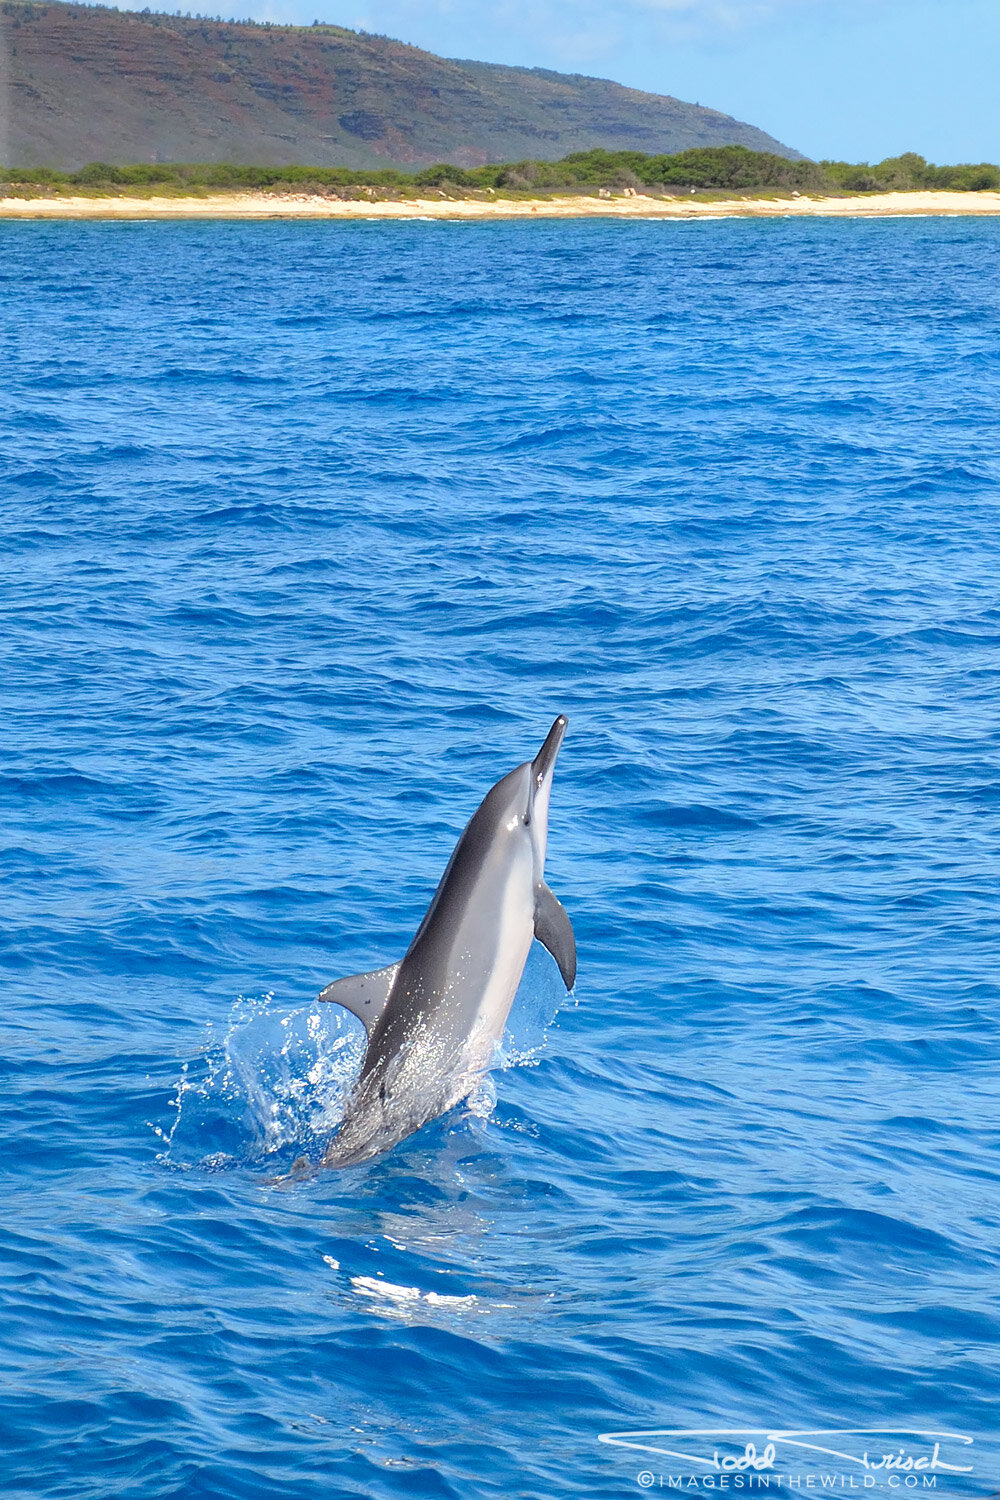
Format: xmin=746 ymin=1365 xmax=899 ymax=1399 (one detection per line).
xmin=2 ymin=215 xmax=998 ymax=1499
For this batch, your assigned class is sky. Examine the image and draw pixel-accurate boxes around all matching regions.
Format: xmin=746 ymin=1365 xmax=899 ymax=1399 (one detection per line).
xmin=204 ymin=0 xmax=999 ymax=162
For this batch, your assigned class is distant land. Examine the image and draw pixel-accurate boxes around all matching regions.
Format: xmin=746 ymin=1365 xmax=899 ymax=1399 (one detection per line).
xmin=0 ymin=0 xmax=800 ymax=170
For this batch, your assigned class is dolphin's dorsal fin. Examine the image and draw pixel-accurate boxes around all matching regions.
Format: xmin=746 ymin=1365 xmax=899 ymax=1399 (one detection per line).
xmin=318 ymin=963 xmax=399 ymax=1036
xmin=534 ymin=883 xmax=577 ymax=991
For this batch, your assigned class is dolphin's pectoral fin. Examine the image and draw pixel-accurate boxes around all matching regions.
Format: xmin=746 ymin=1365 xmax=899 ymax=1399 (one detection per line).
xmin=317 ymin=963 xmax=399 ymax=1037
xmin=534 ymin=883 xmax=577 ymax=991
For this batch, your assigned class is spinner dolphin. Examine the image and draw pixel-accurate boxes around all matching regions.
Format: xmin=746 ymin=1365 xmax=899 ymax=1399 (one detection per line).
xmin=318 ymin=716 xmax=576 ymax=1167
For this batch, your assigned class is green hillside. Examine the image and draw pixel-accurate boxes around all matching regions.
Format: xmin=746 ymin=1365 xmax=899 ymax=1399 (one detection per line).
xmin=0 ymin=0 xmax=800 ymax=169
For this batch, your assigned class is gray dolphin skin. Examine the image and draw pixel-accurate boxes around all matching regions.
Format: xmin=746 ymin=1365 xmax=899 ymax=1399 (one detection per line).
xmin=317 ymin=715 xmax=576 ymax=1168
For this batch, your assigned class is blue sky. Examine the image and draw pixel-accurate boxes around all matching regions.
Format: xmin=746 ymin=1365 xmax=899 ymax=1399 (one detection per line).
xmin=214 ymin=0 xmax=998 ymax=162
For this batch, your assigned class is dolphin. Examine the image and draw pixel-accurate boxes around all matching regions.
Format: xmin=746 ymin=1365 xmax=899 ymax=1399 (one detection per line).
xmin=317 ymin=715 xmax=576 ymax=1168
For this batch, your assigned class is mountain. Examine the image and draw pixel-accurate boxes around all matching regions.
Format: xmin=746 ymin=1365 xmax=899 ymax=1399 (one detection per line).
xmin=0 ymin=0 xmax=800 ymax=171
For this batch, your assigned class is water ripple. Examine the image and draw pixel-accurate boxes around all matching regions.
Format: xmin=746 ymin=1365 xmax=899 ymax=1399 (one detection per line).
xmin=1 ymin=216 xmax=998 ymax=1499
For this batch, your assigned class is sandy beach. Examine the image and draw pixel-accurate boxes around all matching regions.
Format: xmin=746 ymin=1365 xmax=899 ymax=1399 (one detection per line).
xmin=2 ymin=188 xmax=1000 ymax=220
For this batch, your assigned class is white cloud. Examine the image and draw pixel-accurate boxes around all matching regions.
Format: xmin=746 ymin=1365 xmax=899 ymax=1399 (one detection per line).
xmin=339 ymin=0 xmax=916 ymax=66
xmin=629 ymin=0 xmax=905 ymax=17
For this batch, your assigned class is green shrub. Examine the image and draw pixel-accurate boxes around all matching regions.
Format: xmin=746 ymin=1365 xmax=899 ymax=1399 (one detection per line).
xmin=73 ymin=162 xmax=126 ymax=184
xmin=415 ymin=163 xmax=473 ymax=188
xmin=3 ymin=148 xmax=997 ymax=196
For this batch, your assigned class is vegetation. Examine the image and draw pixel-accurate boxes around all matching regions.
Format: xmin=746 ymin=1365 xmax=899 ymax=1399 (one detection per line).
xmin=1 ymin=148 xmax=997 ymax=197
xmin=820 ymin=152 xmax=1000 ymax=193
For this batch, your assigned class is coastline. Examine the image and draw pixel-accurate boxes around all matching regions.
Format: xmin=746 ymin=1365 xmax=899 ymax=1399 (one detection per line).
xmin=2 ymin=188 xmax=1000 ymax=220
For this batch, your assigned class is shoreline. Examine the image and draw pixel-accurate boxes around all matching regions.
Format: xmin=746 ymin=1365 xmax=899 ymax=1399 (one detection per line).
xmin=2 ymin=188 xmax=1000 ymax=220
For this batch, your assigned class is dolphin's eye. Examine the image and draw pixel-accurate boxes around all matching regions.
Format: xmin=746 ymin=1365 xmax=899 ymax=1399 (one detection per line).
xmin=523 ymin=814 xmax=531 ymax=826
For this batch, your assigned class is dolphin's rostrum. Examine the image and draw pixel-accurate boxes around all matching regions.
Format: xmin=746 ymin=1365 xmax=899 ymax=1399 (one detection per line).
xmin=318 ymin=716 xmax=575 ymax=1168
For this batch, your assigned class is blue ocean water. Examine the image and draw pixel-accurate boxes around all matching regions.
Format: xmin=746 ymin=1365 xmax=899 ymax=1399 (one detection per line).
xmin=2 ymin=215 xmax=999 ymax=1499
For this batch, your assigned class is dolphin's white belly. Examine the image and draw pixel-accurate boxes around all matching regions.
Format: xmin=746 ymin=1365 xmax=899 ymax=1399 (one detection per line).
xmin=460 ymin=864 xmax=535 ymax=1075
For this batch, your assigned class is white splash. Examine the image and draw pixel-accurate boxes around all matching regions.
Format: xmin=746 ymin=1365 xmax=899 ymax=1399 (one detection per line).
xmin=153 ymin=940 xmax=574 ymax=1171
xmin=154 ymin=993 xmax=365 ymax=1169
